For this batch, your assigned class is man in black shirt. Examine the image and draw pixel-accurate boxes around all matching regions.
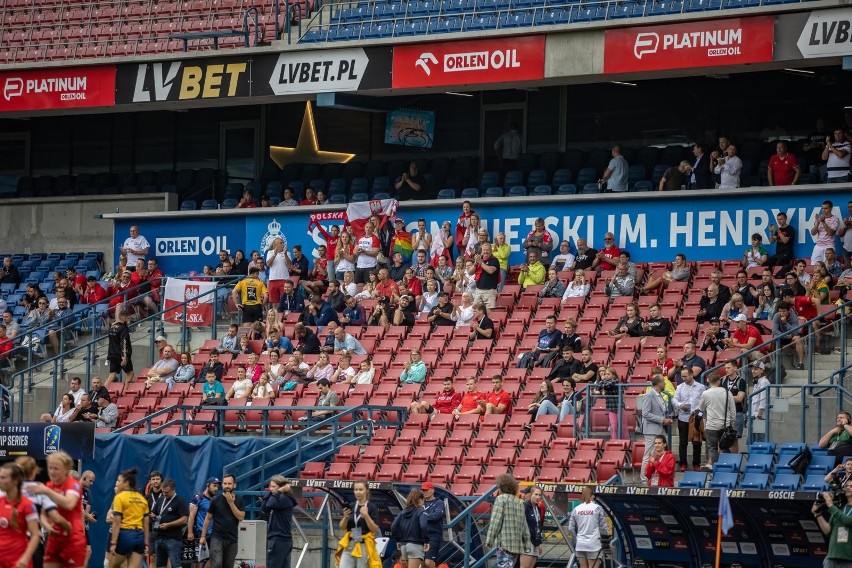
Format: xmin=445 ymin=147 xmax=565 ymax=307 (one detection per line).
xmin=201 ymin=473 xmax=245 ymax=568
xmin=700 ymin=318 xmax=730 ymax=355
xmin=197 ymin=350 xmax=225 ymax=383
xmin=473 ymin=243 xmax=500 ymax=309
xmin=698 ymin=284 xmax=725 ymax=324
xmin=641 ymin=304 xmax=671 ymax=344
xmin=0 ymin=257 xmax=21 ymax=285
xmin=106 ymin=307 xmax=134 ymax=385
xmin=88 ymin=376 xmax=109 ymax=406
xmin=394 ymin=162 xmax=428 ymax=201
xmin=427 ymin=293 xmax=454 ymax=328
xmin=722 ymin=360 xmax=747 ymax=453
xmin=262 ymin=476 xmax=297 ymax=568
xmin=767 ymin=212 xmax=796 ymax=277
xmin=154 ymin=478 xmax=189 ymax=568
xmin=571 ymin=238 xmax=597 ymax=271
xmin=146 ymin=471 xmax=163 ymax=566
xmin=392 ymin=295 xmax=417 ymax=328
xmin=573 ymin=347 xmax=599 ymax=383
xmin=548 ymin=347 xmax=582 ymax=381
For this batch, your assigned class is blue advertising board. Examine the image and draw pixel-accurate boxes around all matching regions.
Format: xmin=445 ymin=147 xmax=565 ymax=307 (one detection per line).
xmin=0 ymin=422 xmax=95 ymax=460
xmin=110 ymin=188 xmax=848 ymax=275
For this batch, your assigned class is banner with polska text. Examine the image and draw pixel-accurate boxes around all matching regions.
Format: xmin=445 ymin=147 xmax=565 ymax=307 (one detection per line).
xmin=162 ymin=278 xmax=216 ymax=326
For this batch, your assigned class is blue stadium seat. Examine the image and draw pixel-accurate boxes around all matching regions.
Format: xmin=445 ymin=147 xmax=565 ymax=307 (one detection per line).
xmin=627 ymin=164 xmax=646 ymax=184
xmin=515 ymin=0 xmax=546 ymax=7
xmin=500 ymin=10 xmax=532 ymax=27
xmin=309 ymin=179 xmax=325 ymax=192
xmin=534 ymin=8 xmax=570 ymax=25
xmin=713 ymin=453 xmax=743 ymax=473
xmin=201 ymin=199 xmax=219 ymax=210
xmin=557 ymin=184 xmax=577 ymax=195
xmin=503 ymin=171 xmax=524 ymax=190
xmin=609 ymin=0 xmax=646 ymax=17
xmin=582 ymin=183 xmax=601 ymax=194
xmin=532 ymin=185 xmax=552 ymax=196
xmin=743 ymin=454 xmax=774 ymax=474
xmin=802 ymin=474 xmax=829 ymax=492
xmin=329 ymin=194 xmax=347 ymax=205
xmin=180 ymin=200 xmax=197 ymax=211
xmin=442 ymin=0 xmax=469 ymax=12
xmin=508 ymin=186 xmax=527 ymax=197
xmin=350 ymin=178 xmax=369 ymax=195
xmin=394 ymin=19 xmax=427 ymax=36
xmin=480 ymin=171 xmax=500 ymax=190
xmin=708 ymin=472 xmax=739 ymax=489
xmin=677 ymin=471 xmax=708 ymax=488
xmin=526 ymin=169 xmax=548 ymax=190
xmin=302 ymin=28 xmax=328 ymax=42
xmin=552 ymin=168 xmax=573 ymax=187
xmin=685 ymin=0 xmax=721 ymax=9
xmin=373 ymin=192 xmax=390 ymax=200
xmin=738 ymin=473 xmax=769 ymax=490
xmin=371 ymin=177 xmax=390 ymax=194
xmin=811 ymin=445 xmax=830 ymax=456
xmin=769 ymin=474 xmax=801 ymax=490
xmin=461 ymin=188 xmax=480 ymax=199
xmin=778 ymin=442 xmax=806 ymax=456
xmin=573 ymin=3 xmax=607 ymax=21
xmin=350 ymin=193 xmax=369 ymax=202
xmin=266 ymin=181 xmax=283 ymax=200
xmin=633 ymin=181 xmax=653 ymax=192
xmin=328 ymin=179 xmax=347 ymax=196
xmin=437 ymin=189 xmax=457 ymax=199
xmin=221 ymin=199 xmax=238 ymax=209
xmin=224 ymin=183 xmax=243 ymax=200
xmin=466 ymin=14 xmax=497 ymax=30
xmin=807 ymin=455 xmax=837 ymax=476
xmin=749 ymin=442 xmax=777 ymax=455
xmin=576 ymin=167 xmax=597 ymax=186
xmin=485 ymin=187 xmax=503 ymax=198
xmin=649 ymin=0 xmax=683 ymax=14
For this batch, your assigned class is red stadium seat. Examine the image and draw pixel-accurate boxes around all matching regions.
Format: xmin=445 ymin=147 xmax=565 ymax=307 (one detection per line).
xmin=350 ymin=463 xmax=378 ymax=481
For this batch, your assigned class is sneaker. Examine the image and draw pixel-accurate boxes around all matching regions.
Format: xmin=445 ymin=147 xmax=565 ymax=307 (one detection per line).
xmin=700 ymin=465 xmax=713 ymax=472
xmin=795 ymin=361 xmax=805 ymax=370
xmin=679 ymin=464 xmax=686 ymax=473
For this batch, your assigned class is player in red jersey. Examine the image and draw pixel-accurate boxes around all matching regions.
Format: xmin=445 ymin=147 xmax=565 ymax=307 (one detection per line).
xmin=28 ymin=451 xmax=86 ymax=568
xmin=0 ymin=463 xmax=40 ymax=568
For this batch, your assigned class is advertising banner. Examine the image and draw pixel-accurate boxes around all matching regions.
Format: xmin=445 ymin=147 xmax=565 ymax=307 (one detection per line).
xmin=794 ymin=8 xmax=852 ymax=58
xmin=392 ymin=36 xmax=545 ymax=89
xmin=114 ymin=188 xmax=847 ymax=276
xmin=603 ymin=16 xmax=774 ymax=74
xmin=114 ymin=48 xmax=392 ymax=104
xmin=0 ymin=422 xmax=95 ymax=459
xmin=0 ymin=66 xmax=115 ymax=112
xmin=162 ymin=278 xmax=216 ymax=326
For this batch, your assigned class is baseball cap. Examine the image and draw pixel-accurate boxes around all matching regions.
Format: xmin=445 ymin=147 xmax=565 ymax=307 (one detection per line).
xmin=155 ymin=335 xmax=167 ymax=342
xmin=732 ymin=314 xmax=748 ymax=322
xmin=206 ymin=477 xmax=221 ymax=485
xmin=751 ymin=361 xmax=765 ymax=370
xmin=421 ymin=481 xmax=434 ymax=490
xmin=708 ymin=317 xmax=720 ymax=323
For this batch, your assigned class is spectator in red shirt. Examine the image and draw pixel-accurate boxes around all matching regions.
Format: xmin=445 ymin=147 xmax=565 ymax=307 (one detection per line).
xmin=651 ymin=345 xmax=675 ymax=379
xmin=237 ymin=189 xmax=257 ymax=208
xmin=484 ymin=375 xmax=512 ymax=415
xmin=452 ymin=377 xmax=484 ymax=419
xmin=767 ymin=141 xmax=801 ymax=187
xmin=410 ymin=377 xmax=462 ymax=415
xmin=139 ymin=258 xmax=165 ymax=314
xmin=300 ymin=187 xmax=318 ymax=206
xmin=80 ymin=276 xmax=107 ymax=304
xmin=723 ymin=313 xmax=764 ymax=353
xmin=593 ymin=232 xmax=621 ymax=271
xmin=66 ymin=267 xmax=87 ymax=294
xmin=0 ymin=324 xmax=13 ymax=359
xmin=374 ymin=268 xmax=400 ymax=303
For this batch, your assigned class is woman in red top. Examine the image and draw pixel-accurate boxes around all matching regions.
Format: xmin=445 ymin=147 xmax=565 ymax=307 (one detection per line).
xmin=315 ymin=223 xmax=341 ymax=277
xmin=28 ymin=451 xmax=86 ymax=568
xmin=651 ymin=345 xmax=675 ymax=380
xmin=0 ymin=463 xmax=40 ymax=568
xmin=644 ymin=435 xmax=675 ymax=487
xmin=455 ymin=201 xmax=476 ymax=256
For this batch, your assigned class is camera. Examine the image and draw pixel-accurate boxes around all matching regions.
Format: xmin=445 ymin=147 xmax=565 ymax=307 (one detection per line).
xmin=815 ymin=478 xmax=846 ymax=512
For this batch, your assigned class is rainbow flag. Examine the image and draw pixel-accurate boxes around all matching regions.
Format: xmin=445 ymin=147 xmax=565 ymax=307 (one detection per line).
xmin=392 ymin=230 xmax=414 ymax=262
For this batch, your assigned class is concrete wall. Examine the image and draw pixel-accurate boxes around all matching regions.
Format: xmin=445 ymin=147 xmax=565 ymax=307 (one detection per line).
xmin=0 ymin=193 xmax=176 ymax=270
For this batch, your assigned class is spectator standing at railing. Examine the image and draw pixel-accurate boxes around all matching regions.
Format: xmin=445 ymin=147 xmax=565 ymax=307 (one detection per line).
xmin=231 ymin=266 xmax=267 ymax=324
xmin=119 ymin=225 xmax=150 ymax=268
xmin=698 ymin=372 xmax=736 ymax=469
xmin=750 ymin=361 xmax=771 ymax=442
xmin=767 ymin=141 xmax=801 ymax=187
xmin=105 ymin=308 xmax=134 ymax=385
xmin=822 ymin=128 xmax=852 ymax=183
xmin=811 ymin=200 xmax=841 ymax=265
xmin=0 ymin=257 xmax=21 ymax=285
xmin=494 ymin=123 xmax=522 ymax=174
xmin=266 ymin=238 xmax=292 ymax=308
xmin=599 ymin=145 xmax=629 ymax=193
xmin=766 ymin=212 xmax=796 ymax=278
xmin=672 ymin=367 xmax=705 ymax=472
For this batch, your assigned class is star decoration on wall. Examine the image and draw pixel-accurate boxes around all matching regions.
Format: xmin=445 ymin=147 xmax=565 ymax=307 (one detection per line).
xmin=269 ymin=101 xmax=356 ymax=168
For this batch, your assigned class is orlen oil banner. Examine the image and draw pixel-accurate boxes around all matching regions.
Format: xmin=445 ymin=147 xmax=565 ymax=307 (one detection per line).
xmin=0 ymin=66 xmax=115 ymax=112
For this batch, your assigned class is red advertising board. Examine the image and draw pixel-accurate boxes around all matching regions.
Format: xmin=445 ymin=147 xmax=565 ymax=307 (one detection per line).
xmin=0 ymin=66 xmax=115 ymax=112
xmin=393 ymin=36 xmax=545 ymax=89
xmin=604 ymin=16 xmax=774 ymax=74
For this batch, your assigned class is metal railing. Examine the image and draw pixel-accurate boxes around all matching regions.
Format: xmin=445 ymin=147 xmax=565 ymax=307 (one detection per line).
xmin=5 ymin=277 xmax=244 ymax=422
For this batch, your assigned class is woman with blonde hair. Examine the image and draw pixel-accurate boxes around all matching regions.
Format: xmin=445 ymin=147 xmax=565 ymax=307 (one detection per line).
xmin=336 ymin=481 xmax=380 ymax=568
xmin=568 ymin=487 xmax=609 ymax=568
xmin=0 ymin=463 xmax=40 ymax=568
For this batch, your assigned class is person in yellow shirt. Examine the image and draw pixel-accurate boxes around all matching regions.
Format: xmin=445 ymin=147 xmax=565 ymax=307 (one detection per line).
xmin=517 ymin=251 xmax=546 ymax=289
xmin=231 ymin=266 xmax=268 ymax=323
xmin=492 ymin=232 xmax=511 ymax=292
xmin=109 ymin=467 xmax=150 ymax=568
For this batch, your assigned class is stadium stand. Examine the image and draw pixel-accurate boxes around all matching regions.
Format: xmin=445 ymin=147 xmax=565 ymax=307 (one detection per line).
xmin=0 ymin=0 xmax=305 ymax=64
xmin=301 ymin=0 xmax=822 ymax=42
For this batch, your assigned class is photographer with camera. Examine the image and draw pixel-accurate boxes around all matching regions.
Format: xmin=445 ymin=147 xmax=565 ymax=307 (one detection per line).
xmin=820 ymin=412 xmax=852 ymax=466
xmin=812 ymin=477 xmax=852 ymax=567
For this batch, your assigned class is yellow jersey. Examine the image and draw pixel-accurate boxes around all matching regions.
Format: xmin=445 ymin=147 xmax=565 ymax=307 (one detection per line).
xmin=234 ymin=278 xmax=267 ymax=306
xmin=112 ymin=490 xmax=150 ymax=530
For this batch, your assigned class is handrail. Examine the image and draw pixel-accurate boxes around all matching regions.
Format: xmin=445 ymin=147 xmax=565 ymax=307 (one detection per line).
xmin=5 ymin=280 xmax=238 ymax=422
xmin=444 ymin=485 xmax=496 ymax=568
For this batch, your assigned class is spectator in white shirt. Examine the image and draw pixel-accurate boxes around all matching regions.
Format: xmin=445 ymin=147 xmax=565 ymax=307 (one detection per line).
xmin=713 ymin=144 xmax=743 ymax=189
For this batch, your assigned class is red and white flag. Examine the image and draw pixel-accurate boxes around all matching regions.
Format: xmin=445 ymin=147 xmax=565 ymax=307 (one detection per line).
xmin=162 ymin=278 xmax=216 ymax=326
xmin=306 ymin=211 xmax=346 ymax=235
xmin=346 ymin=199 xmax=398 ymax=238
